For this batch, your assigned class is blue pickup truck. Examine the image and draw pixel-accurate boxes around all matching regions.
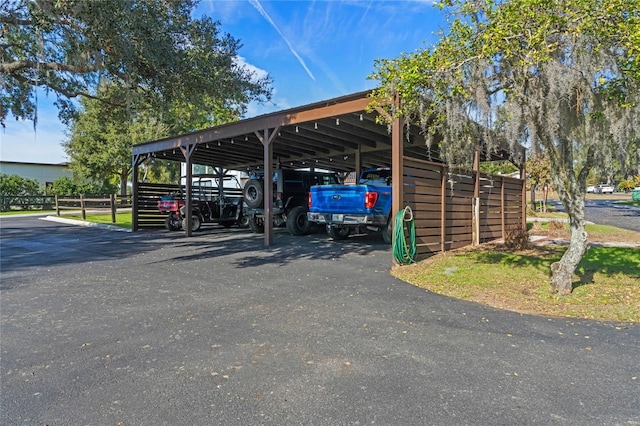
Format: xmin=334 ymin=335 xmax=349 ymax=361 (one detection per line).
xmin=307 ymin=167 xmax=393 ymax=243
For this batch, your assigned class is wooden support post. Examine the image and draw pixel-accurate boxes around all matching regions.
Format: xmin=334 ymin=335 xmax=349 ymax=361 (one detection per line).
xmin=440 ymin=164 xmax=447 ymax=253
xmin=255 ymin=127 xmax=280 ymax=247
xmin=500 ymin=176 xmax=505 ymax=239
xmin=80 ymin=194 xmax=86 ymax=220
xmin=181 ymin=144 xmax=197 ymax=237
xmin=391 ymin=95 xmax=404 ymax=227
xmin=55 ymin=195 xmax=60 ymax=217
xmin=111 ymin=194 xmax=117 ymax=223
xmin=520 ymin=160 xmax=527 ymax=230
xmin=131 ymin=153 xmax=143 ymax=232
xmin=472 ymin=146 xmax=481 ymax=246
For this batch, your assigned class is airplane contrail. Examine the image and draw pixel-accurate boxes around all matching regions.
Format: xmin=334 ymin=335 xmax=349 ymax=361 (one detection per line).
xmin=248 ymin=0 xmax=316 ymax=81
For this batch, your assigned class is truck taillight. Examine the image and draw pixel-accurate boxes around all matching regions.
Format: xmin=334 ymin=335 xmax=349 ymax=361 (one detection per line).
xmin=308 ymin=192 xmax=312 ymax=208
xmin=364 ymin=192 xmax=378 ymax=209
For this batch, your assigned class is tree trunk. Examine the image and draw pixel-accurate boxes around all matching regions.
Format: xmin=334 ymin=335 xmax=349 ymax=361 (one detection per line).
xmin=120 ymin=171 xmax=128 ymax=199
xmin=530 ymin=186 xmax=536 ymax=211
xmin=550 ymin=203 xmax=589 ymax=295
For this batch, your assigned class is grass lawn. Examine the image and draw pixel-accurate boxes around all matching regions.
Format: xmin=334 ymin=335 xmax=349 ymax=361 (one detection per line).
xmin=393 ymin=225 xmax=640 ymax=323
xmin=63 ymin=212 xmax=132 ymax=229
xmin=0 ymin=210 xmax=56 ymax=216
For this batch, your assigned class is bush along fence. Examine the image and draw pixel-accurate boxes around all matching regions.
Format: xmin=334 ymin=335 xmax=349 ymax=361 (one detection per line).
xmin=55 ymin=195 xmax=132 ymax=223
xmin=1 ymin=195 xmax=57 ymax=211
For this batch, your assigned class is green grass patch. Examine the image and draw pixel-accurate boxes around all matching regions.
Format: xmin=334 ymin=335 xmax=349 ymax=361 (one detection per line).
xmin=393 ymin=245 xmax=640 ymax=323
xmin=64 ymin=212 xmax=132 ymax=229
xmin=615 ymin=200 xmax=640 ymax=207
xmin=528 ymin=221 xmax=640 ymax=244
xmin=0 ymin=210 xmax=56 ymax=216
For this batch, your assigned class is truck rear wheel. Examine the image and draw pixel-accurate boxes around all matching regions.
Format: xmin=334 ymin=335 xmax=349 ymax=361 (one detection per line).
xmin=248 ymin=215 xmax=264 ymax=233
xmin=328 ymin=226 xmax=350 ymax=241
xmin=286 ymin=206 xmax=311 ymax=236
xmin=243 ymin=179 xmax=264 ymax=209
xmin=382 ymin=217 xmax=392 ymax=244
xmin=238 ymin=214 xmax=250 ymax=228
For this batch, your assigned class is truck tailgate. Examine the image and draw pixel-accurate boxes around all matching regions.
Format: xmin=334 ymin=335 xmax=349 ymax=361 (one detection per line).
xmin=309 ymin=185 xmax=369 ymax=213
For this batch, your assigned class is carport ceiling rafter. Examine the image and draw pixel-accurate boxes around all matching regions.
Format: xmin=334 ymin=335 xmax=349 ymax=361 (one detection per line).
xmin=132 ymin=90 xmax=521 ymax=173
xmin=133 ymin=91 xmax=399 ymax=173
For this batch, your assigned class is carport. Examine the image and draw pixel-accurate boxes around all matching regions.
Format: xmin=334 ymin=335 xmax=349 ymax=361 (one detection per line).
xmin=132 ymin=90 xmax=526 ymax=254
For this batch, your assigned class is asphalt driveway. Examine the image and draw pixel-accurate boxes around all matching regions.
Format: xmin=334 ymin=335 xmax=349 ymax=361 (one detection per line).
xmin=1 ymin=217 xmax=639 ymax=425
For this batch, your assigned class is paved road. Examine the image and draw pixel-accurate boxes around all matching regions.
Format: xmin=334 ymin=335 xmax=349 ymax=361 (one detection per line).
xmin=584 ymin=199 xmax=640 ymax=233
xmin=548 ymin=198 xmax=640 ymax=233
xmin=1 ymin=217 xmax=639 ymax=425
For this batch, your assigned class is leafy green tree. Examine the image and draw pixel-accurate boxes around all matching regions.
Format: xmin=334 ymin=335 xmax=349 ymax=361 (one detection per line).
xmin=63 ymin=82 xmax=166 ymax=197
xmin=0 ymin=173 xmax=39 ymax=195
xmin=0 ymin=173 xmax=41 ymax=211
xmin=1 ymin=0 xmax=272 ymax=127
xmin=479 ymin=160 xmax=517 ymax=176
xmin=618 ymin=179 xmax=636 ymax=193
xmin=371 ymin=0 xmax=640 ymax=294
xmin=48 ymin=176 xmax=113 ymax=196
xmin=47 ymin=177 xmax=76 ymax=196
xmin=527 ymin=155 xmax=552 ymax=212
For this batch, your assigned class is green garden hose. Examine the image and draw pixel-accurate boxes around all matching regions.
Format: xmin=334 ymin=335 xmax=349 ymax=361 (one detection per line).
xmin=393 ymin=206 xmax=417 ymax=265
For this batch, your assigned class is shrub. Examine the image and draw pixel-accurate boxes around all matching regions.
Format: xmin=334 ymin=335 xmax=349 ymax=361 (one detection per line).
xmin=504 ymin=225 xmax=530 ymax=250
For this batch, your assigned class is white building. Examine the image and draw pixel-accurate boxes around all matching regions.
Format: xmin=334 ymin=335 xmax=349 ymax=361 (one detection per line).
xmin=0 ymin=161 xmax=73 ymax=188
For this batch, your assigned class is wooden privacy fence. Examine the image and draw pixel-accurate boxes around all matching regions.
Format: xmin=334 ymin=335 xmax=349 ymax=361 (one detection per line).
xmin=55 ymin=194 xmax=132 ymax=223
xmin=133 ymin=182 xmax=245 ymax=229
xmin=134 ymin=182 xmax=181 ymax=228
xmin=402 ymin=157 xmax=524 ymax=257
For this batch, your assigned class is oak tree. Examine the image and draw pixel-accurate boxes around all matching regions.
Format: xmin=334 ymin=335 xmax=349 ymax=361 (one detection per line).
xmin=1 ymin=0 xmax=271 ymax=126
xmin=371 ymin=0 xmax=640 ymax=294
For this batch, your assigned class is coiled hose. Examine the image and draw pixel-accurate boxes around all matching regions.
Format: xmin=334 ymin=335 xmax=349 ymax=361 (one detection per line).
xmin=393 ymin=206 xmax=416 ymax=265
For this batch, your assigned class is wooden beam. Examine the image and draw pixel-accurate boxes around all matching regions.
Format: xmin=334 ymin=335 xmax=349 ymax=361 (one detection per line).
xmin=180 ymin=144 xmax=197 ymax=237
xmin=133 ymin=94 xmax=372 ymax=156
xmin=440 ymin=164 xmax=446 ymax=253
xmin=472 ymin=146 xmax=481 ymax=245
xmin=391 ymin=95 xmax=404 ymax=235
xmin=255 ymin=127 xmax=280 ymax=246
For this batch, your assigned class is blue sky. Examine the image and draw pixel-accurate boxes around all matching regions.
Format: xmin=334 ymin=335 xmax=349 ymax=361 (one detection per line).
xmin=1 ymin=0 xmax=443 ymax=164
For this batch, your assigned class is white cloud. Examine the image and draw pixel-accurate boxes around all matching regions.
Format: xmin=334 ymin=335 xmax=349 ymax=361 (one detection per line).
xmin=234 ymin=56 xmax=269 ymax=81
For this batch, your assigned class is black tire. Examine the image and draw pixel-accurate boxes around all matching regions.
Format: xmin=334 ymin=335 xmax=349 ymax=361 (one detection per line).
xmin=382 ymin=216 xmax=393 ymax=244
xmin=328 ymin=226 xmax=350 ymax=241
xmin=248 ymin=215 xmax=264 ymax=233
xmin=238 ymin=214 xmax=250 ymax=228
xmin=286 ymin=205 xmax=311 ymax=236
xmin=165 ymin=214 xmax=181 ymax=231
xmin=182 ymin=215 xmax=201 ymax=232
xmin=243 ymin=179 xmax=264 ymax=209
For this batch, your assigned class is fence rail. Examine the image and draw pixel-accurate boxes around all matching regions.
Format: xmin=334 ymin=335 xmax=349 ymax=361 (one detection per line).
xmin=55 ymin=194 xmax=132 ymax=223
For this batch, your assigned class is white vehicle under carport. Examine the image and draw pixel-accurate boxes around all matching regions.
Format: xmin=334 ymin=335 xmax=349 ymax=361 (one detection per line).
xmin=243 ymin=169 xmax=341 ymax=236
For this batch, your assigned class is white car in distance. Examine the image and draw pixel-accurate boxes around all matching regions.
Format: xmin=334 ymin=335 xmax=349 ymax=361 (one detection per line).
xmin=594 ymin=184 xmax=615 ymax=194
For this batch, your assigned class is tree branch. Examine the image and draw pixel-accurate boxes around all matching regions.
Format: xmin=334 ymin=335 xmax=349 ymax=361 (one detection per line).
xmin=1 ymin=60 xmax=101 ymax=75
